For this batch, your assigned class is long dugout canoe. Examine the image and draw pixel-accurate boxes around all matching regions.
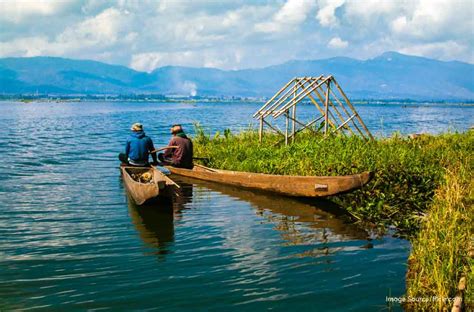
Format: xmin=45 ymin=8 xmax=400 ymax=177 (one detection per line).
xmin=167 ymin=164 xmax=373 ymax=197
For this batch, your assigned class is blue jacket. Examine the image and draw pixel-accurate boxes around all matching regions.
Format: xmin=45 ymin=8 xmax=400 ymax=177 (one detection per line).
xmin=125 ymin=131 xmax=154 ymax=162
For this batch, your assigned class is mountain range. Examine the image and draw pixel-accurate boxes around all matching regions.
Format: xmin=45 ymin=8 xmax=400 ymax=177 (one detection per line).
xmin=0 ymin=52 xmax=473 ymax=100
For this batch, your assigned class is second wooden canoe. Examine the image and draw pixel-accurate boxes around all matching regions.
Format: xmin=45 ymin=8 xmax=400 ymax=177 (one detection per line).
xmin=166 ymin=164 xmax=372 ymax=197
xmin=121 ymin=165 xmax=177 ymax=205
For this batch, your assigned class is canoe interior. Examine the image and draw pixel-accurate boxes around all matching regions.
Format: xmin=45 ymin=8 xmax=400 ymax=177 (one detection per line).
xmin=121 ymin=166 xmax=170 ymax=205
xmin=124 ymin=167 xmax=154 ymax=181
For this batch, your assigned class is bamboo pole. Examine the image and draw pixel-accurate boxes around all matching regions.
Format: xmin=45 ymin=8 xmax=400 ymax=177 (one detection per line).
xmin=260 ymin=77 xmax=317 ymax=119
xmin=262 ymin=119 xmax=285 ymax=136
xmin=259 ymin=116 xmax=263 ymax=143
xmin=261 ymin=84 xmax=297 ymax=118
xmin=309 ymin=81 xmax=357 ymax=136
xmin=275 ymin=76 xmax=324 ymax=114
xmin=304 ymin=80 xmax=340 ymax=131
xmin=328 ymin=87 xmax=361 ymax=136
xmin=325 ymin=84 xmax=366 ymax=138
xmin=332 ymin=78 xmax=374 ymax=140
xmin=319 ymin=84 xmax=355 ymax=135
xmin=324 ymin=79 xmax=330 ymax=135
xmin=297 ymin=78 xmax=338 ymax=130
xmin=271 ymin=77 xmax=324 ymax=117
xmin=253 ymin=78 xmax=295 ymax=118
xmin=274 ymin=76 xmax=329 ymax=118
xmin=298 ymin=77 xmax=343 ymax=128
xmin=292 ymin=81 xmax=297 ymax=143
xmin=331 ymin=114 xmax=357 ymax=134
xmin=285 ymin=110 xmax=289 ymax=145
xmin=286 ymin=114 xmax=322 ymax=134
xmin=286 ymin=116 xmax=323 ymax=139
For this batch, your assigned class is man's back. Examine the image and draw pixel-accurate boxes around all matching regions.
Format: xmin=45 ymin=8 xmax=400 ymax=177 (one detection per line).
xmin=126 ymin=131 xmax=154 ymax=163
xmin=167 ymin=136 xmax=193 ymax=168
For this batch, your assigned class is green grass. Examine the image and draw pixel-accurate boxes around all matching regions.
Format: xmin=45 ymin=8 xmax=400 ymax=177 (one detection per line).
xmin=193 ymin=127 xmax=473 ymax=236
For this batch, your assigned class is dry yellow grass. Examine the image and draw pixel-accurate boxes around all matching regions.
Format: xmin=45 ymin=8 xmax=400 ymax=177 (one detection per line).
xmin=406 ymin=163 xmax=473 ymax=311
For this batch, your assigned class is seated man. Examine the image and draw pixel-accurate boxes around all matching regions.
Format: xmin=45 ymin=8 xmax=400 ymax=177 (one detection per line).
xmin=158 ymin=124 xmax=193 ymax=169
xmin=119 ymin=123 xmax=157 ymax=166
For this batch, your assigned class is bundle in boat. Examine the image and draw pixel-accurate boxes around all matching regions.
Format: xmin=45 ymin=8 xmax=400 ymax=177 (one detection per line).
xmin=131 ymin=171 xmax=153 ymax=183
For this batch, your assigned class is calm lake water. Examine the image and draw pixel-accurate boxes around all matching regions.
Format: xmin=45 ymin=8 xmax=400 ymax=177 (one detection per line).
xmin=0 ymin=101 xmax=472 ymax=311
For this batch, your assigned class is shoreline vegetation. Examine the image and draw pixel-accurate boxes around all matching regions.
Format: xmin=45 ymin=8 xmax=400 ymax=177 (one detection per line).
xmin=192 ymin=126 xmax=473 ymax=310
xmin=1 ymin=95 xmax=473 ymax=106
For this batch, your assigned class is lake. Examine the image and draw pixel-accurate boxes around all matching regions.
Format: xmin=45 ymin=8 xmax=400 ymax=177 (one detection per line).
xmin=0 ymin=101 xmax=472 ymax=311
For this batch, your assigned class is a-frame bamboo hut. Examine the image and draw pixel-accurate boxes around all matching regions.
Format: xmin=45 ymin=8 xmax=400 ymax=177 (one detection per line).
xmin=253 ymin=76 xmax=373 ymax=144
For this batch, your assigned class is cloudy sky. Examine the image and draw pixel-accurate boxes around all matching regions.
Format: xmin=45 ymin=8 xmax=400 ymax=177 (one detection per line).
xmin=1 ymin=0 xmax=472 ymax=72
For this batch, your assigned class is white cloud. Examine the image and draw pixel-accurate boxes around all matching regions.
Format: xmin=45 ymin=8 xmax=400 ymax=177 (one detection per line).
xmin=130 ymin=52 xmax=165 ymax=72
xmin=328 ymin=37 xmax=348 ymax=49
xmin=0 ymin=0 xmax=472 ymax=68
xmin=399 ymin=40 xmax=472 ymax=63
xmin=0 ymin=36 xmax=51 ymax=57
xmin=255 ymin=0 xmax=317 ymax=33
xmin=389 ymin=0 xmax=473 ymax=41
xmin=0 ymin=0 xmax=72 ymax=22
xmin=316 ymin=0 xmax=345 ymax=27
xmin=274 ymin=0 xmax=315 ymax=24
xmin=130 ymin=50 xmax=243 ymax=72
xmin=343 ymin=0 xmax=403 ymax=23
xmin=57 ymin=8 xmax=127 ymax=47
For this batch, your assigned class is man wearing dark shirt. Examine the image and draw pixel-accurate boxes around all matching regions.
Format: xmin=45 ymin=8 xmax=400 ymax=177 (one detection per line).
xmin=158 ymin=124 xmax=193 ymax=169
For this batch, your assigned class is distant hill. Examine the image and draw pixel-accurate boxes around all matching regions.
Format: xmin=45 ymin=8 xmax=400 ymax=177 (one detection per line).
xmin=0 ymin=52 xmax=473 ymax=100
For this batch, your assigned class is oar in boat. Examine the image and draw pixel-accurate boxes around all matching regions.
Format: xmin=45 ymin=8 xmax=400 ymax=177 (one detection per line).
xmin=149 ymin=146 xmax=179 ymax=154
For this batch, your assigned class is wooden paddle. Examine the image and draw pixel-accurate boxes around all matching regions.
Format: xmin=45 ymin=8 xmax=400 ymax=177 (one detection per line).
xmin=149 ymin=146 xmax=178 ymax=154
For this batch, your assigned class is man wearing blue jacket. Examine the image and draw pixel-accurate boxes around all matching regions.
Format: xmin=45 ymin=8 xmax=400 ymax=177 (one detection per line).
xmin=119 ymin=123 xmax=158 ymax=166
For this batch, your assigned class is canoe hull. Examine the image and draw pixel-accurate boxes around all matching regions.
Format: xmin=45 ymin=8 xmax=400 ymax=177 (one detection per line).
xmin=167 ymin=165 xmax=372 ymax=197
xmin=121 ymin=166 xmax=172 ymax=205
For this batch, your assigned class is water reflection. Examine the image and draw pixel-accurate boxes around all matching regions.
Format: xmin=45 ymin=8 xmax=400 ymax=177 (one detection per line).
xmin=127 ymin=182 xmax=193 ymax=256
xmin=171 ymin=176 xmax=370 ymax=258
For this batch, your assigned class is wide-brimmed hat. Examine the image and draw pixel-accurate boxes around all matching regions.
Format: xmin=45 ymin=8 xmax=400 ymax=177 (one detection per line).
xmin=131 ymin=123 xmax=143 ymax=131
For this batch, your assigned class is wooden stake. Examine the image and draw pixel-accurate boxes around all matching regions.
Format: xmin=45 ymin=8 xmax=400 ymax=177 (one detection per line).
xmin=324 ymin=79 xmax=330 ymax=135
xmin=292 ymin=81 xmax=297 ymax=142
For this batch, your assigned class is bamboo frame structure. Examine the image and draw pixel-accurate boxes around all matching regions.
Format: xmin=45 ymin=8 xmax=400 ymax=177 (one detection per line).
xmin=254 ymin=76 xmax=373 ymax=144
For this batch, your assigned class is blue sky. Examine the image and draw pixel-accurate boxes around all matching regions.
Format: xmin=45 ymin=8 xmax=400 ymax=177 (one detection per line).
xmin=0 ymin=0 xmax=472 ymax=72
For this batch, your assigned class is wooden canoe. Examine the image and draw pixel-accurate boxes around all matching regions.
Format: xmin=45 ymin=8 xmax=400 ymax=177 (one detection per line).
xmin=167 ymin=164 xmax=372 ymax=197
xmin=120 ymin=165 xmax=177 ymax=205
